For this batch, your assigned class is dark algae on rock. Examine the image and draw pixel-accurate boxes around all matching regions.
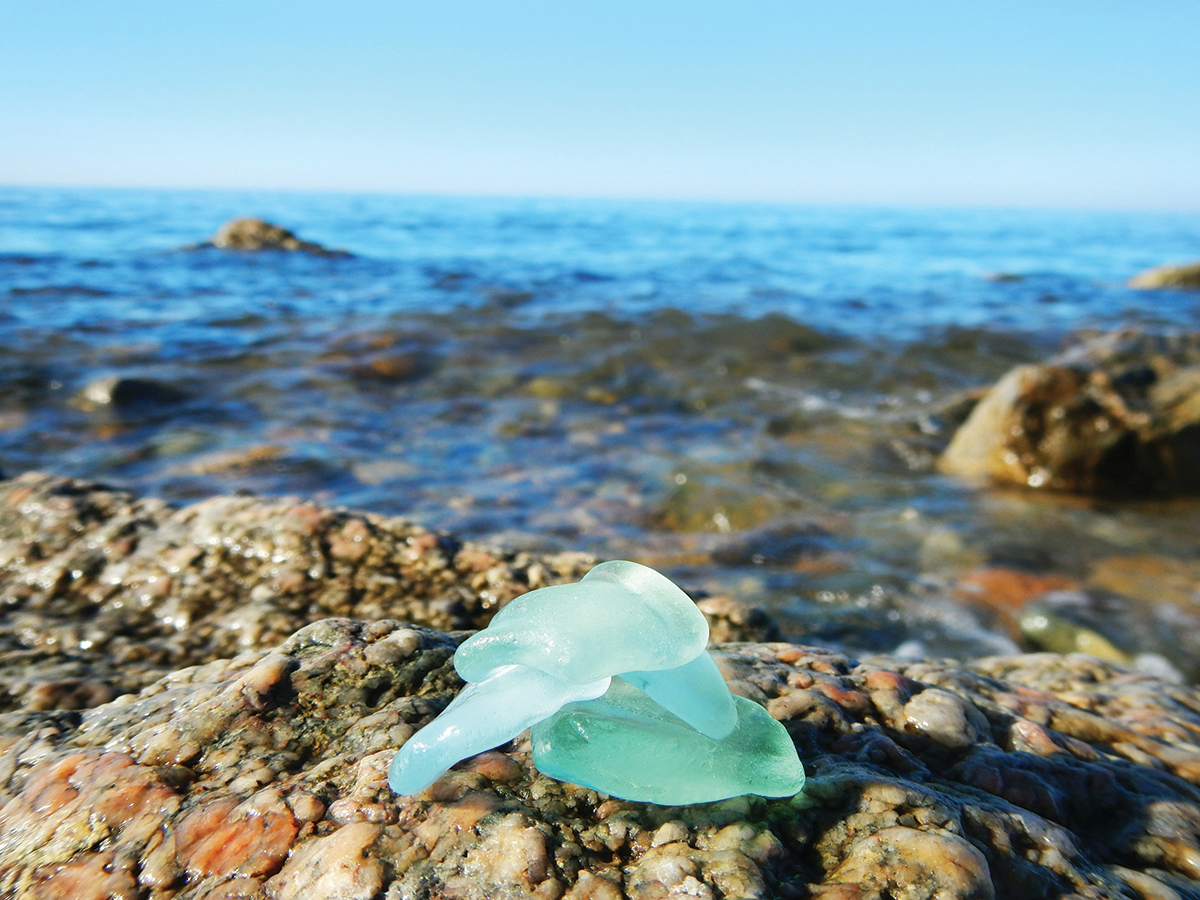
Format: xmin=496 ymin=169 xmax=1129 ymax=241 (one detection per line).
xmin=5 ymin=478 xmax=1200 ymax=897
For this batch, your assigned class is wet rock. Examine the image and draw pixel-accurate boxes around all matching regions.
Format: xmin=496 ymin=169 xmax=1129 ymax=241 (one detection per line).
xmin=939 ymin=329 xmax=1200 ymax=494
xmin=74 ymin=375 xmax=190 ymax=412
xmin=316 ymin=329 xmax=441 ymax=386
xmin=651 ymin=480 xmax=793 ymax=534
xmin=696 ymin=596 xmax=786 ymax=644
xmin=207 ymin=217 xmax=349 ymax=257
xmin=708 ymin=519 xmax=840 ymax=568
xmin=1088 ymin=554 xmax=1200 ymax=609
xmin=1018 ymin=588 xmax=1199 ymax=682
xmin=2 ymin=620 xmax=1200 ymax=897
xmin=1130 ymin=261 xmax=1200 ymax=291
xmin=0 ymin=472 xmax=595 ymax=712
xmin=954 ymin=568 xmax=1079 ymax=634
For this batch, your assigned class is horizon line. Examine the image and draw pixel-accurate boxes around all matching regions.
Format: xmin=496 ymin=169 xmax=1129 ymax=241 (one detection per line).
xmin=4 ymin=179 xmax=1200 ymax=219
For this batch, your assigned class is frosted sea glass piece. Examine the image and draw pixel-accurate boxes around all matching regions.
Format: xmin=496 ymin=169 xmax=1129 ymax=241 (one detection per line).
xmin=454 ymin=560 xmax=708 ymax=685
xmin=530 ymin=678 xmax=805 ymax=805
xmin=620 ymin=651 xmax=737 ymax=739
xmin=388 ymin=663 xmax=610 ymax=795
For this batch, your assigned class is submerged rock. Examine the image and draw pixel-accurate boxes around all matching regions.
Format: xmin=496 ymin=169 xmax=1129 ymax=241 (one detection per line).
xmin=2 ymin=618 xmax=1200 ymax=898
xmin=1130 ymin=261 xmax=1200 ymax=290
xmin=207 ymin=217 xmax=349 ymax=257
xmin=72 ymin=375 xmax=190 ymax=413
xmin=939 ymin=329 xmax=1200 ymax=494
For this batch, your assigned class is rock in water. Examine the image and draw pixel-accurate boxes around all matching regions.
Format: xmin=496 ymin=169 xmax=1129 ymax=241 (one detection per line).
xmin=209 ymin=217 xmax=348 ymax=256
xmin=1129 ymin=260 xmax=1200 ymax=290
xmin=939 ymin=329 xmax=1200 ymax=494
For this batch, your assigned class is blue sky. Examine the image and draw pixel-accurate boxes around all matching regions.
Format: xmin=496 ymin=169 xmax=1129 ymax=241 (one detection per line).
xmin=2 ymin=1 xmax=1199 ymax=210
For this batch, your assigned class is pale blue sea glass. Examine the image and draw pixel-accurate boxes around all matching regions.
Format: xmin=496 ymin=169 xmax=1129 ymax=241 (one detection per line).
xmin=388 ymin=663 xmax=609 ymax=795
xmin=620 ymin=651 xmax=737 ymax=738
xmin=531 ymin=678 xmax=806 ymax=805
xmin=387 ymin=559 xmax=805 ymax=804
xmin=453 ymin=560 xmax=708 ymax=685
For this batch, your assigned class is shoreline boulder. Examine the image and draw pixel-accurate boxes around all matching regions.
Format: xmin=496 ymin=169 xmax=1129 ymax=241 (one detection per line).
xmin=1129 ymin=261 xmax=1200 ymax=291
xmin=939 ymin=329 xmax=1200 ymax=494
xmin=2 ymin=475 xmax=1200 ymax=896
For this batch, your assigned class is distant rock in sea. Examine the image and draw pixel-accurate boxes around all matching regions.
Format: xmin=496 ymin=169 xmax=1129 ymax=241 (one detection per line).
xmin=205 ymin=217 xmax=350 ymax=257
xmin=1129 ymin=260 xmax=1200 ymax=290
xmin=939 ymin=328 xmax=1200 ymax=495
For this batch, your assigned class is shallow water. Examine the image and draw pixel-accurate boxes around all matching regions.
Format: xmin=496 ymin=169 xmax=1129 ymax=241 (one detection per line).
xmin=4 ymin=186 xmax=1200 ymax=669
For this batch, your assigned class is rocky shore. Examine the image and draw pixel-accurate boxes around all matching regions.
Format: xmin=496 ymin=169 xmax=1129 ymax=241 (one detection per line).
xmin=1 ymin=474 xmax=1200 ymax=898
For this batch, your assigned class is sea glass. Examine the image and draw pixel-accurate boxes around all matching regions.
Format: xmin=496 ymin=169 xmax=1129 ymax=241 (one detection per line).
xmin=388 ymin=663 xmax=610 ymax=795
xmin=620 ymin=651 xmax=737 ymax=738
xmin=388 ymin=560 xmax=805 ymax=804
xmin=531 ymin=678 xmax=806 ymax=805
xmin=454 ymin=560 xmax=708 ymax=684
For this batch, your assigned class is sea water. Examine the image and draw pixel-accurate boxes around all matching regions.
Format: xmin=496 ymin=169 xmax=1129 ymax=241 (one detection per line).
xmin=3 ymin=186 xmax=1200 ymax=666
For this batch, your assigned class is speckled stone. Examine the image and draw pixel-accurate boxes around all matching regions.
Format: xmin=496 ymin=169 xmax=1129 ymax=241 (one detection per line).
xmin=6 ymin=476 xmax=1200 ymax=899
xmin=0 ymin=472 xmax=597 ymax=713
xmin=0 ymin=616 xmax=1199 ymax=898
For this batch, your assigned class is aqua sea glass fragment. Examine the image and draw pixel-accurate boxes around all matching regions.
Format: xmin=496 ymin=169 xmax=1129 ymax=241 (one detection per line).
xmin=454 ymin=560 xmax=708 ymax=685
xmin=530 ymin=678 xmax=806 ymax=806
xmin=620 ymin=651 xmax=737 ymax=739
xmin=388 ymin=663 xmax=610 ymax=795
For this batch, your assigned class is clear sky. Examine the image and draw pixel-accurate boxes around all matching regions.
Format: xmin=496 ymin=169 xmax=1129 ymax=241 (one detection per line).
xmin=2 ymin=1 xmax=1199 ymax=210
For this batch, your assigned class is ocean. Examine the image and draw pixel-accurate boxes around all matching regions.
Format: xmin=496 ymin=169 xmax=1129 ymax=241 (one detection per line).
xmin=3 ymin=186 xmax=1200 ymax=667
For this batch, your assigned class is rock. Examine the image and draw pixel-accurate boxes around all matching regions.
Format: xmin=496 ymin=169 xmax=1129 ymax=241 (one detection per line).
xmin=1018 ymin=587 xmax=1200 ymax=682
xmin=651 ymin=480 xmax=792 ymax=534
xmin=1130 ymin=262 xmax=1200 ymax=291
xmin=3 ymin=477 xmax=1200 ymax=896
xmin=939 ymin=329 xmax=1200 ymax=494
xmin=954 ymin=568 xmax=1079 ymax=635
xmin=1088 ymin=554 xmax=1200 ymax=609
xmin=3 ymin=620 xmax=1200 ymax=897
xmin=0 ymin=472 xmax=596 ymax=713
xmin=208 ymin=217 xmax=348 ymax=257
xmin=697 ymin=596 xmax=787 ymax=644
xmin=73 ymin=375 xmax=190 ymax=412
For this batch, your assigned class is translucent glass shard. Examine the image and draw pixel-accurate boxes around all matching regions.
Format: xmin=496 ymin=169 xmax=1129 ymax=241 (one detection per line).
xmin=620 ymin=651 xmax=737 ymax=738
xmin=388 ymin=663 xmax=610 ymax=795
xmin=531 ymin=678 xmax=806 ymax=805
xmin=454 ymin=560 xmax=708 ymax=685
xmin=388 ymin=559 xmax=806 ymax=804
